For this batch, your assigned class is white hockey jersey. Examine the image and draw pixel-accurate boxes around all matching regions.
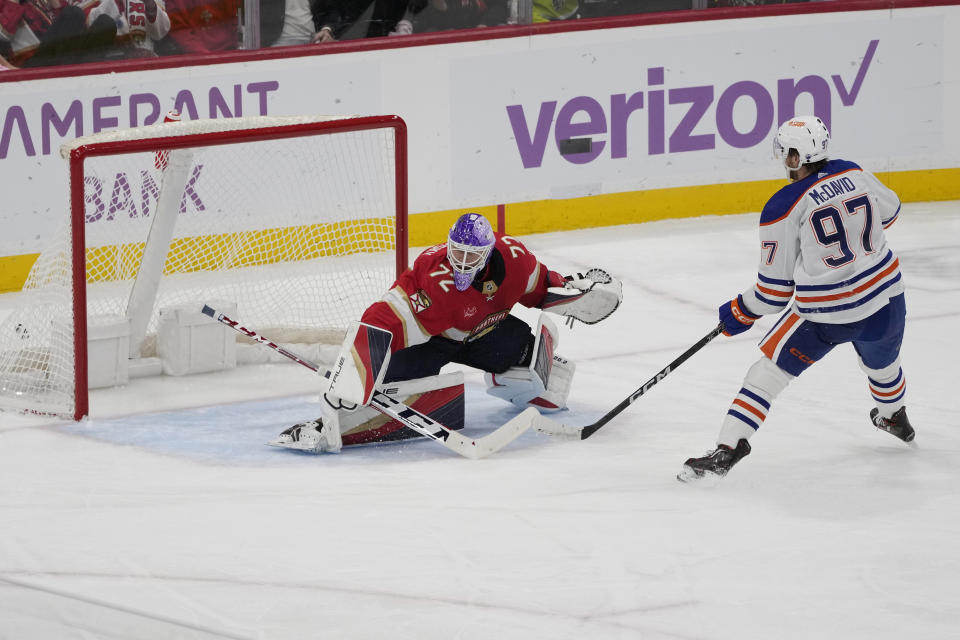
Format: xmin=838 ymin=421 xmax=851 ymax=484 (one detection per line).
xmin=742 ymin=159 xmax=904 ymax=324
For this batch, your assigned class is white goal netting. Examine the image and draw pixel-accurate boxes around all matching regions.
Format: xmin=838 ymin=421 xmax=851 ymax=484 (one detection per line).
xmin=0 ymin=114 xmax=406 ymax=419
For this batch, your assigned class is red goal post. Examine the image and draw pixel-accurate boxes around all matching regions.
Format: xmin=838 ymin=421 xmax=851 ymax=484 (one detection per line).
xmin=0 ymin=114 xmax=408 ymax=420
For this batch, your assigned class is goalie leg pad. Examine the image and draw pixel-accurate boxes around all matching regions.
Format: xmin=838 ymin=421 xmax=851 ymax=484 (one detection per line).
xmin=487 ymin=312 xmax=575 ymax=412
xmin=340 ymin=372 xmax=465 ymax=446
xmin=273 ymin=373 xmax=465 ymax=451
xmin=538 ymin=354 xmax=575 ymax=410
xmin=485 ymin=366 xmax=546 ymax=409
xmin=326 ymin=321 xmax=393 ymax=407
xmin=485 ymin=355 xmax=575 ymax=412
xmin=485 ymin=316 xmax=576 ymax=414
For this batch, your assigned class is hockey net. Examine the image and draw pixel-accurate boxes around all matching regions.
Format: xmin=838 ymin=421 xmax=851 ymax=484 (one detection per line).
xmin=0 ymin=114 xmax=407 ymax=420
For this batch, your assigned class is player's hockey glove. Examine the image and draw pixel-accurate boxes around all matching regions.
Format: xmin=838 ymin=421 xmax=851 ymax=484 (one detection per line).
xmin=719 ymin=294 xmax=761 ymax=336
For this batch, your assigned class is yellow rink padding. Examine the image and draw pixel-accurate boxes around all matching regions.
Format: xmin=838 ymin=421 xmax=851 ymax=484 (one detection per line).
xmin=83 ymin=218 xmax=395 ymax=282
xmin=0 ymin=254 xmax=39 ymax=294
xmin=415 ymin=167 xmax=960 ymax=239
xmin=2 ymin=168 xmax=958 ymax=293
xmin=1 ymin=219 xmax=394 ymax=292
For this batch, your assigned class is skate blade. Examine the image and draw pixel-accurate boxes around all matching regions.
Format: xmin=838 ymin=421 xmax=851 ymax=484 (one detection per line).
xmin=676 ymin=466 xmax=723 ymax=484
xmin=266 ymin=438 xmax=321 ymax=452
xmin=877 ymin=427 xmax=918 ymax=448
xmin=676 ymin=466 xmax=701 ymax=483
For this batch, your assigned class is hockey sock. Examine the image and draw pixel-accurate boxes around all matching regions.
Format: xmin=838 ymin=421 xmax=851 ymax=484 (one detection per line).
xmin=859 ymin=357 xmax=906 ymax=419
xmin=717 ymin=357 xmax=793 ymax=448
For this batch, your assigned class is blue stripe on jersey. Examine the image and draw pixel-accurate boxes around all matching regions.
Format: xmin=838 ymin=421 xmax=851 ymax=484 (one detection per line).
xmin=883 ymin=205 xmax=901 ymax=228
xmin=797 ymin=273 xmax=902 ymax=315
xmin=760 ymin=184 xmax=808 ymax=226
xmin=757 ymin=273 xmax=795 ymax=287
xmin=822 ymin=159 xmax=862 ymax=173
xmin=727 ymin=409 xmax=760 ymax=431
xmin=759 ymin=160 xmax=863 ymax=226
xmin=795 ymin=250 xmax=893 ymax=292
xmin=754 ymin=291 xmax=790 ymax=308
xmin=739 ymin=387 xmax=771 ymax=409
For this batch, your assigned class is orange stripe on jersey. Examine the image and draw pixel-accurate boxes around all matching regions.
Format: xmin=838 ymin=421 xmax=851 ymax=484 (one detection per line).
xmin=756 ymin=283 xmax=793 ymax=298
xmin=760 ymin=312 xmax=801 ymax=360
xmin=871 ymin=380 xmax=906 ymax=398
xmin=732 ymin=399 xmax=766 ymax=420
xmin=795 ymin=259 xmax=900 ymax=303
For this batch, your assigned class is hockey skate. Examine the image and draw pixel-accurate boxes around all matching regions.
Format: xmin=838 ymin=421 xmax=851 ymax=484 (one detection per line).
xmin=677 ymin=439 xmax=751 ymax=482
xmin=269 ymin=418 xmax=342 ymax=453
xmin=870 ymin=407 xmax=916 ymax=444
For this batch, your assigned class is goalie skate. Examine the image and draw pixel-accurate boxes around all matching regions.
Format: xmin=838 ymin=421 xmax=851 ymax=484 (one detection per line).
xmin=677 ymin=439 xmax=751 ymax=482
xmin=269 ymin=418 xmax=341 ymax=453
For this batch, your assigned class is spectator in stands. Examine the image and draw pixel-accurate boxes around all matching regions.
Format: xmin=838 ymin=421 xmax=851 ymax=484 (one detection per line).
xmin=258 ymin=0 xmax=283 ymax=44
xmin=0 ymin=0 xmax=117 ymax=66
xmin=412 ymin=0 xmax=508 ymax=33
xmin=709 ymin=0 xmax=815 ymax=5
xmin=0 ymin=37 xmax=16 ymax=68
xmin=532 ymin=0 xmax=578 ymax=21
xmin=0 ymin=0 xmax=68 ymax=63
xmin=157 ymin=0 xmax=239 ymax=54
xmin=85 ymin=0 xmax=171 ymax=57
xmin=363 ymin=0 xmax=419 ymax=37
xmin=313 ymin=0 xmax=375 ymax=44
xmin=260 ymin=0 xmax=416 ymax=47
xmin=262 ymin=0 xmax=326 ymax=45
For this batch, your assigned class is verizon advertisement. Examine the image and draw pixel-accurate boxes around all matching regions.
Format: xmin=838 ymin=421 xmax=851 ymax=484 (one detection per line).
xmin=453 ymin=15 xmax=945 ymax=199
xmin=0 ymin=5 xmax=957 ymax=259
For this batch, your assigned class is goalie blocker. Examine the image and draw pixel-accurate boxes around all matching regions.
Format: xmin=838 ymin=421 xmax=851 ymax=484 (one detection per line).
xmin=325 ymin=321 xmax=393 ymax=407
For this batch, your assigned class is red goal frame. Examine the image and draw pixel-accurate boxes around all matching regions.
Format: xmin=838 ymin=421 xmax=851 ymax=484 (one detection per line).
xmin=64 ymin=114 xmax=408 ymax=420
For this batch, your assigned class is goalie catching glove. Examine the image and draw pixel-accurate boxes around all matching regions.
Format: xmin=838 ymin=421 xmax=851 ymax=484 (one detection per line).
xmin=542 ymin=268 xmax=622 ymax=326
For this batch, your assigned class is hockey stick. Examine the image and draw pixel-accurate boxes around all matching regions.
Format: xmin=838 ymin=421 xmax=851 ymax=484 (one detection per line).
xmin=200 ymin=305 xmax=538 ymax=459
xmin=531 ymin=322 xmax=725 ymax=440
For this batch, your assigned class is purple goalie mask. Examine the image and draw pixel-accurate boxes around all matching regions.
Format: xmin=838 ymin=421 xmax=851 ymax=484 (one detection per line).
xmin=447 ymin=213 xmax=496 ymax=291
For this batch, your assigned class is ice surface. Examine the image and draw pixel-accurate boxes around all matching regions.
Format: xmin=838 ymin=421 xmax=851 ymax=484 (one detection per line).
xmin=1 ymin=202 xmax=958 ymax=639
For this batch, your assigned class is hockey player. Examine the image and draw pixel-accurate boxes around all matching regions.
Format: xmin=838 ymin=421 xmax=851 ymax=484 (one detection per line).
xmin=679 ymin=115 xmax=915 ymax=482
xmin=273 ymin=212 xmax=622 ymax=453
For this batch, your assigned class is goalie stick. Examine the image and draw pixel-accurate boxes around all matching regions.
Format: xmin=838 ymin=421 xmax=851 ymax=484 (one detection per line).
xmin=201 ymin=305 xmax=538 ymax=459
xmin=531 ymin=322 xmax=725 ymax=440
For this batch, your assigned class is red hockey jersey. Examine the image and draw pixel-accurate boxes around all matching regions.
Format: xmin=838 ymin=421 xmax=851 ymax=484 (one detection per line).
xmin=361 ymin=233 xmax=564 ymax=352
